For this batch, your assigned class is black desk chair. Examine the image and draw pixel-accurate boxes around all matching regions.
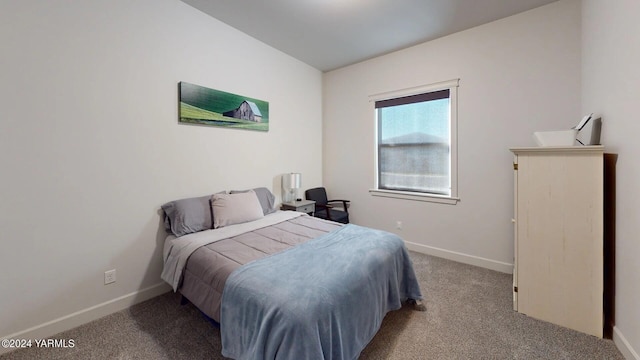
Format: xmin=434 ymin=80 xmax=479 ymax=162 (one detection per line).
xmin=305 ymin=187 xmax=350 ymax=224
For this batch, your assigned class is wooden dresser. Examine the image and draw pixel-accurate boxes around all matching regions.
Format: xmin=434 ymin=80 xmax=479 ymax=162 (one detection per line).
xmin=510 ymin=146 xmax=612 ymax=338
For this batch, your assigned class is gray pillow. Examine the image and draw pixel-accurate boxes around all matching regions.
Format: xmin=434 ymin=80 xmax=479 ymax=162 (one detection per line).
xmin=211 ymin=190 xmax=264 ymax=229
xmin=161 ymin=195 xmax=213 ymax=237
xmin=230 ymin=187 xmax=276 ymax=215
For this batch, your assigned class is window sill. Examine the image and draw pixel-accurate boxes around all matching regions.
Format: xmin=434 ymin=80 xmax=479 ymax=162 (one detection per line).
xmin=369 ymin=189 xmax=459 ymax=205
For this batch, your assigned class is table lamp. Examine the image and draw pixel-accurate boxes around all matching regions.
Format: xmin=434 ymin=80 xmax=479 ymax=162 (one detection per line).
xmin=282 ymin=173 xmax=301 ymax=203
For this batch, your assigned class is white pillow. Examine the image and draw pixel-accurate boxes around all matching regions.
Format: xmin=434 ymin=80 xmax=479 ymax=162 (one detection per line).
xmin=211 ymin=190 xmax=264 ymax=229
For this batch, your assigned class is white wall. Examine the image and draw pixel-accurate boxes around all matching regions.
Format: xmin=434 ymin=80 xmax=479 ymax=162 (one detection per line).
xmin=323 ymin=0 xmax=581 ymax=271
xmin=582 ymin=1 xmax=640 ymax=358
xmin=0 ymin=0 xmax=322 ymax=342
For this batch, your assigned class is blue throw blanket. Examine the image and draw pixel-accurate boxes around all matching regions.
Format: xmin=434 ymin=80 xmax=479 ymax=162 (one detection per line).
xmin=220 ymin=224 xmax=422 ymax=360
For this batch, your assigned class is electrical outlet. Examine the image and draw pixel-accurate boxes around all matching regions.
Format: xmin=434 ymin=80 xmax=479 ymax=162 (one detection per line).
xmin=104 ymin=269 xmax=116 ymax=285
xmin=396 ymin=221 xmax=402 ymax=230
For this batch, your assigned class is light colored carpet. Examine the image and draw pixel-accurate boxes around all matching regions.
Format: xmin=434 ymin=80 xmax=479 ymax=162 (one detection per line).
xmin=1 ymin=252 xmax=623 ymax=359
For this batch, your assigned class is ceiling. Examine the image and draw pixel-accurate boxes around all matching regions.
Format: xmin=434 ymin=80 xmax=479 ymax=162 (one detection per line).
xmin=181 ymin=0 xmax=559 ymax=72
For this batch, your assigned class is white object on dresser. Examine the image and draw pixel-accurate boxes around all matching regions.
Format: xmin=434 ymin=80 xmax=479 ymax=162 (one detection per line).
xmin=532 ymin=129 xmax=578 ymax=146
xmin=511 ymin=146 xmax=604 ymax=338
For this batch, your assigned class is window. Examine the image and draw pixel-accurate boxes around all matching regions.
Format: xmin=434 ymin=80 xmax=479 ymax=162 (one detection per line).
xmin=370 ymin=79 xmax=459 ymax=204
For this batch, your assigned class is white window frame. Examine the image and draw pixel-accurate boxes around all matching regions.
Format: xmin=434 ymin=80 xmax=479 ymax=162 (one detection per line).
xmin=369 ymin=79 xmax=460 ymax=205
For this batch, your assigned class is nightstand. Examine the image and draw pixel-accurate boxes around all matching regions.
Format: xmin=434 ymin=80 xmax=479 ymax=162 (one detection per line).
xmin=281 ymin=200 xmax=315 ymax=215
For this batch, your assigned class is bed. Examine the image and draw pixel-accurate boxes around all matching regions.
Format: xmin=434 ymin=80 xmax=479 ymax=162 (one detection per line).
xmin=160 ymin=188 xmax=423 ymax=360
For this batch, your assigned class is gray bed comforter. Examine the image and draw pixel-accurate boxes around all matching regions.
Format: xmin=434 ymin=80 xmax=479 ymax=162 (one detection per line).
xmin=173 ymin=213 xmax=342 ymax=322
xmin=220 ymin=224 xmax=423 ymax=360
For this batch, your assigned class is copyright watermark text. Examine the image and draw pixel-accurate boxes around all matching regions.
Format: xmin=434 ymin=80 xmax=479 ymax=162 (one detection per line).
xmin=2 ymin=338 xmax=75 ymax=349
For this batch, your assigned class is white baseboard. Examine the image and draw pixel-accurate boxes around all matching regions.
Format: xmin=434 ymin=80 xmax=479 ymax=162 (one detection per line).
xmin=614 ymin=326 xmax=640 ymax=360
xmin=404 ymin=240 xmax=513 ymax=274
xmin=0 ymin=282 xmax=171 ymax=355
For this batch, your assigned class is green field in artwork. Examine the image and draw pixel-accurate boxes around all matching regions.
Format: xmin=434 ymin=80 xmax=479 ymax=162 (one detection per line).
xmin=179 ymin=103 xmax=269 ymax=131
xmin=178 ymin=82 xmax=269 ymax=132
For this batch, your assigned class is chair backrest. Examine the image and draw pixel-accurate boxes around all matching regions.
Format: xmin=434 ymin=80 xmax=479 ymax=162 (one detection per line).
xmin=305 ymin=187 xmax=328 ymax=206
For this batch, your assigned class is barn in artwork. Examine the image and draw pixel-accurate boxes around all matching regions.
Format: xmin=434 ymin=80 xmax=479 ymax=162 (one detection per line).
xmin=223 ymin=100 xmax=263 ymax=122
